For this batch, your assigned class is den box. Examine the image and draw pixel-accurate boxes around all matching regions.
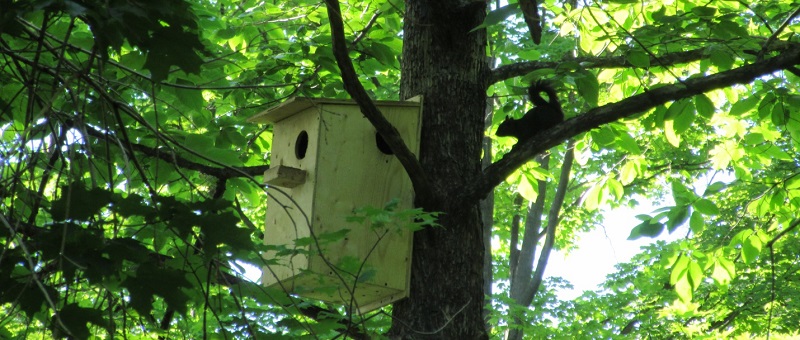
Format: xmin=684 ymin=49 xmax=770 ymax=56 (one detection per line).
xmin=247 ymin=97 xmax=422 ymax=313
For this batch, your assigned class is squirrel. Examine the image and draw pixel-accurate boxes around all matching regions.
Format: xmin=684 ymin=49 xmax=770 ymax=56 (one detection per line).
xmin=496 ymin=80 xmax=564 ymax=142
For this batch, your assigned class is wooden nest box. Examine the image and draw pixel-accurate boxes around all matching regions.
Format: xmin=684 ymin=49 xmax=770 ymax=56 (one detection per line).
xmin=248 ymin=97 xmax=422 ymax=313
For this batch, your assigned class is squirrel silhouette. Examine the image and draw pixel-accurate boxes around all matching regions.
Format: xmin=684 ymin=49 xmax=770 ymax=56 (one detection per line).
xmin=496 ymin=81 xmax=564 ymax=142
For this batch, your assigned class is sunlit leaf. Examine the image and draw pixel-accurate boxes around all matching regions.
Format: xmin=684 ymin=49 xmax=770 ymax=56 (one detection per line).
xmin=584 ymin=182 xmax=605 ymax=211
xmin=711 ymin=260 xmax=732 ymax=285
xmin=664 ymin=119 xmax=681 ymax=147
xmin=689 ymin=211 xmax=704 ymax=233
xmin=742 ymin=237 xmax=762 ymax=265
xmin=693 ymin=198 xmax=719 ymax=215
xmin=670 ymin=256 xmax=689 ymax=285
xmin=687 ymin=260 xmax=703 ymax=290
xmin=518 ymin=174 xmax=538 ymax=202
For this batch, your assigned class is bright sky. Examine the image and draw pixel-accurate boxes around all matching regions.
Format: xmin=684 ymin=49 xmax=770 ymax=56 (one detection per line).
xmin=546 ymin=204 xmax=687 ymax=300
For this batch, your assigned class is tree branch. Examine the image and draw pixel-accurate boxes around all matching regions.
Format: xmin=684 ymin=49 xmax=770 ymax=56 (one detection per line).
xmin=509 ymin=156 xmax=548 ymax=304
xmin=490 ymin=39 xmax=799 ymax=85
xmin=519 ymin=0 xmax=542 ymax=45
xmin=506 ymin=143 xmax=574 ymax=340
xmin=323 ymin=0 xmax=437 ymax=207
xmin=522 ymin=139 xmax=574 ymax=304
xmin=81 ymin=124 xmax=269 ymax=179
xmin=461 ymin=45 xmax=800 ymax=204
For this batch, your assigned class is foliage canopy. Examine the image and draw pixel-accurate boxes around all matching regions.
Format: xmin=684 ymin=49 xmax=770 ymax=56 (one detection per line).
xmin=2 ymin=0 xmax=800 ymax=338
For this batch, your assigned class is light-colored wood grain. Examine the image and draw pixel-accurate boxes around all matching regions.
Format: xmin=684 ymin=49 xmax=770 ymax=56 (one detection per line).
xmin=258 ymin=97 xmax=422 ymax=313
xmin=263 ymin=165 xmax=306 ymax=188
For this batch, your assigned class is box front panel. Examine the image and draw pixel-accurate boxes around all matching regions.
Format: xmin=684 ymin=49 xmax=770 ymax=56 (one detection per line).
xmin=261 ymin=108 xmax=320 ymax=287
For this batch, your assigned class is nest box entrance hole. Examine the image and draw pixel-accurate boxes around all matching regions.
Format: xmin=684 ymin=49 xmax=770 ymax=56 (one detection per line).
xmin=375 ymin=132 xmax=393 ymax=155
xmin=295 ymin=130 xmax=308 ymax=159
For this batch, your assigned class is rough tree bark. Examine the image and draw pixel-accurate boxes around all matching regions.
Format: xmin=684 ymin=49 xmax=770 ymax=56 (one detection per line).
xmin=388 ymin=1 xmax=490 ymax=338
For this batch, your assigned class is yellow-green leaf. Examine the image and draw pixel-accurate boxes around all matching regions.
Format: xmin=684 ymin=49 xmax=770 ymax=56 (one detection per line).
xmin=664 ymin=119 xmax=681 ymax=147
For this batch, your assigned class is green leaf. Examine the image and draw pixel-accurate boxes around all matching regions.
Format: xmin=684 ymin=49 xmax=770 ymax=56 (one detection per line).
xmin=691 ymin=6 xmax=717 ymax=18
xmin=758 ymin=93 xmax=776 ymax=120
xmin=175 ymin=81 xmax=205 ymax=110
xmin=51 ymin=182 xmax=115 ymax=221
xmin=675 ymin=277 xmax=692 ymax=302
xmin=189 ymin=109 xmax=212 ymax=128
xmin=743 ymin=132 xmax=765 ymax=145
xmin=204 ymin=148 xmax=244 ymax=165
xmin=664 ymin=119 xmax=680 ymax=147
xmin=694 ymin=94 xmax=715 ymax=119
xmin=718 ymin=257 xmax=736 ymax=279
xmin=786 ymin=176 xmax=800 ymax=190
xmin=185 ymin=134 xmax=215 ymax=150
xmin=704 ymin=182 xmax=727 ymax=195
xmin=689 ymin=211 xmax=704 ymax=233
xmin=200 ymin=211 xmax=251 ymax=251
xmin=368 ymin=42 xmax=398 ymax=65
xmin=672 ymin=105 xmax=696 ymax=134
xmin=693 ymin=198 xmax=720 ymax=215
xmin=626 ymin=50 xmax=650 ymax=68
xmin=122 ymin=264 xmax=192 ymax=316
xmin=616 ymin=132 xmax=642 ymax=154
xmin=711 ymin=260 xmax=732 ymax=285
xmin=714 ymin=20 xmax=749 ymax=39
xmin=687 ymin=260 xmax=703 ymax=290
xmin=619 ymin=161 xmax=638 ymax=185
xmin=741 ymin=237 xmax=761 ymax=265
xmin=762 ymin=144 xmax=792 ymax=161
xmin=729 ymin=95 xmax=759 ymax=116
xmin=606 ymin=178 xmax=624 ymax=200
xmin=113 ymin=194 xmax=148 ymax=217
xmin=584 ymin=182 xmax=605 ymax=211
xmin=708 ymin=48 xmax=734 ymax=70
xmin=651 ymin=6 xmax=667 ymax=21
xmin=671 ymin=181 xmax=695 ymax=206
xmin=142 ymin=26 xmax=208 ymax=82
xmin=666 ymin=206 xmax=690 ymax=232
xmin=628 ymin=219 xmax=663 ymax=240
xmin=664 ymin=99 xmax=690 ymax=121
xmin=518 ymin=174 xmax=538 ymax=202
xmin=771 ymin=102 xmax=789 ymax=126
xmin=768 ymin=190 xmax=786 ymax=209
xmin=574 ymin=73 xmax=600 ymax=107
xmin=670 ymin=256 xmax=689 ymax=285
xmin=12 ymin=279 xmax=59 ymax=318
xmin=56 ymin=304 xmax=110 ymax=339
xmin=591 ymin=127 xmax=616 ymax=147
xmin=471 ymin=3 xmax=519 ymax=32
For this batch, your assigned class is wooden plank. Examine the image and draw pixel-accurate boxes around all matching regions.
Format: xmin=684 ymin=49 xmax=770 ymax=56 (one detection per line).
xmin=258 ymin=97 xmax=423 ymax=312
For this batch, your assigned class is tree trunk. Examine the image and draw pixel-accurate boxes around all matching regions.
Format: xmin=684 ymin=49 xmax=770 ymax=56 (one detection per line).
xmin=389 ymin=1 xmax=489 ymax=338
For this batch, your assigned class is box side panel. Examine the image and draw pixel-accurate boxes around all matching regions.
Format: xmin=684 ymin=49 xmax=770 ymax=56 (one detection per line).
xmin=261 ymin=108 xmax=321 ymax=287
xmin=309 ymin=102 xmax=420 ymax=309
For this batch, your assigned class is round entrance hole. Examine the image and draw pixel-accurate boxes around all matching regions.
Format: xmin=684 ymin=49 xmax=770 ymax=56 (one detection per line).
xmin=375 ymin=132 xmax=393 ymax=155
xmin=295 ymin=130 xmax=308 ymax=159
